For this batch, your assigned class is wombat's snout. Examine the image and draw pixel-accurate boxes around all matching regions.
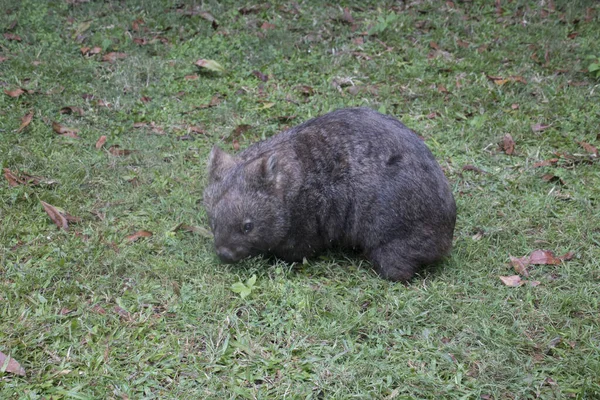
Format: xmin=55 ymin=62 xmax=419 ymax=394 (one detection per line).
xmin=216 ymin=246 xmax=239 ymax=264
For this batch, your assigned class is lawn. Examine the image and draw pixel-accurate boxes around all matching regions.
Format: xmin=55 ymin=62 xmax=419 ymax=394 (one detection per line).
xmin=1 ymin=0 xmax=599 ymax=398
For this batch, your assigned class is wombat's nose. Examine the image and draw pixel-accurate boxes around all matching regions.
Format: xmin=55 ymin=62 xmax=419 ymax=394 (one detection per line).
xmin=216 ymin=247 xmax=237 ymax=264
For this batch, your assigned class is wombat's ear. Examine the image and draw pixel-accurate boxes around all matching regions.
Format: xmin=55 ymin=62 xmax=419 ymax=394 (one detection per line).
xmin=208 ymin=146 xmax=236 ymax=182
xmin=247 ymin=154 xmax=286 ymax=193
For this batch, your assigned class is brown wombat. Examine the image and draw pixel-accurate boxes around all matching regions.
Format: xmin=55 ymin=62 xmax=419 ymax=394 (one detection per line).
xmin=203 ymin=107 xmax=456 ymax=281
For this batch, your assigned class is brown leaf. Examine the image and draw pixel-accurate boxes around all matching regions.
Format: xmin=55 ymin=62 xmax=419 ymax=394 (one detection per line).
xmin=0 ymin=351 xmax=26 ymax=376
xmin=4 ymin=88 xmax=25 ymax=98
xmin=456 ymin=39 xmax=469 ymax=48
xmin=140 ymin=96 xmax=152 ymax=103
xmin=585 ymin=7 xmax=595 ymax=23
xmin=184 ymin=74 xmax=198 ymax=80
xmin=60 ymin=307 xmax=75 ymax=315
xmin=509 ymin=255 xmax=530 ymax=277
xmin=196 ymin=94 xmax=223 ymax=109
xmin=533 ymin=158 xmax=559 ymax=168
xmin=501 ymin=133 xmax=515 ymax=155
xmin=4 ymin=168 xmax=54 ymax=187
xmin=334 ymin=7 xmax=354 ymax=25
xmin=296 ymin=85 xmax=314 ymax=96
xmin=530 ymin=249 xmax=574 ymax=265
xmin=0 ymin=56 xmax=9 ymax=63
xmin=429 ymin=41 xmax=440 ymax=50
xmin=3 ymin=169 xmax=20 ymax=187
xmin=52 ymin=121 xmax=80 ymax=138
xmin=101 ymin=52 xmax=127 ymax=63
xmin=511 ymin=103 xmax=519 ymax=110
xmin=133 ymin=37 xmax=148 ymax=45
xmin=461 ymin=164 xmax=486 ymax=174
xmin=40 ymin=201 xmax=69 ymax=230
xmin=239 ymin=5 xmax=270 ymax=14
xmin=499 ymin=275 xmax=523 ymax=287
xmin=16 ymin=111 xmax=34 ymax=133
xmin=541 ymin=174 xmax=565 ymax=185
xmin=3 ymin=33 xmax=21 ymax=42
xmin=252 ymin=70 xmax=269 ymax=82
xmin=96 ymin=99 xmax=112 ymax=108
xmin=233 ymin=139 xmax=240 ymax=151
xmin=495 ymin=0 xmax=502 ymax=16
xmin=531 ymin=123 xmax=551 ymax=132
xmin=113 ymin=306 xmax=131 ymax=321
xmin=91 ymin=304 xmax=107 ymax=314
xmin=108 ymin=145 xmax=134 ymax=156
xmin=567 ymin=31 xmax=579 ymax=40
xmin=260 ymin=22 xmax=276 ymax=31
xmin=95 ymin=135 xmax=107 ymax=149
xmin=188 ymin=125 xmax=206 ymax=134
xmin=60 ymin=106 xmax=84 ymax=116
xmin=509 ymin=76 xmax=527 ymax=84
xmin=437 ymin=85 xmax=449 ymax=94
xmin=232 ymin=124 xmax=252 ymax=137
xmin=80 ymin=46 xmax=102 ymax=56
xmin=578 ymin=141 xmax=598 ymax=156
xmin=426 ymin=111 xmax=439 ymax=119
xmin=126 ymin=230 xmax=153 ymax=242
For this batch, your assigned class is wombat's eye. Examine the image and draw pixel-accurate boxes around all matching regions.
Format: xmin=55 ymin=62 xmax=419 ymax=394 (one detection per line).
xmin=243 ymin=221 xmax=254 ymax=234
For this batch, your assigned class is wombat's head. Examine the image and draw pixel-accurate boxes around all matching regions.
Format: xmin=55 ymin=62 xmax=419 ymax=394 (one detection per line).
xmin=203 ymin=146 xmax=296 ymax=264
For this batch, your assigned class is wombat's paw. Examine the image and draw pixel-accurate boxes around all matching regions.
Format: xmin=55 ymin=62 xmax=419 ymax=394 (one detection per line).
xmin=368 ymin=242 xmax=417 ymax=282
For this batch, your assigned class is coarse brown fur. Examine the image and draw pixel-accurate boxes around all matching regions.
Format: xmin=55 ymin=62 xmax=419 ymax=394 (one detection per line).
xmin=203 ymin=107 xmax=456 ymax=281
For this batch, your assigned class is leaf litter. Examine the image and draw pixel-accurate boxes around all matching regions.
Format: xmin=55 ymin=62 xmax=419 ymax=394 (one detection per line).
xmin=40 ymin=201 xmax=81 ymax=231
xmin=503 ymin=249 xmax=574 ymax=286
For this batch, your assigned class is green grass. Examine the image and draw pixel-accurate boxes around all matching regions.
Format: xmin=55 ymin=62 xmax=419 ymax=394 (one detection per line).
xmin=1 ymin=0 xmax=600 ymax=398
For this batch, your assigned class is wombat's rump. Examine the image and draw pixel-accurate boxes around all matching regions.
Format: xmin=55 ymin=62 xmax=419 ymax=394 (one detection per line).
xmin=203 ymin=107 xmax=456 ymax=281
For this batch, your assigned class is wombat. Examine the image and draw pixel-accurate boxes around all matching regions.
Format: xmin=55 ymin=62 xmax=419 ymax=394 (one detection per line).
xmin=203 ymin=107 xmax=456 ymax=281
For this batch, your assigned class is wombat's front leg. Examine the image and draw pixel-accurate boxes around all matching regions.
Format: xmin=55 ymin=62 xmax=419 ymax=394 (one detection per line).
xmin=368 ymin=241 xmax=417 ymax=282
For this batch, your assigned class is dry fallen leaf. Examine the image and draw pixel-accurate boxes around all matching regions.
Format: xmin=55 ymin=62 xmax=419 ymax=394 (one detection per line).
xmin=194 ymin=59 xmax=225 ymax=73
xmin=260 ymin=22 xmax=276 ymax=31
xmin=509 ymin=255 xmax=530 ymax=277
xmin=541 ymin=174 xmax=566 ymax=185
xmin=102 ymin=52 xmax=127 ymax=63
xmin=252 ymin=70 xmax=269 ymax=82
xmin=578 ymin=141 xmax=598 ymax=157
xmin=0 ymin=351 xmax=26 ymax=376
xmin=529 ymin=249 xmax=574 ymax=265
xmin=40 ymin=201 xmax=69 ymax=230
xmin=60 ymin=106 xmax=84 ymax=116
xmin=3 ymin=33 xmax=21 ymax=42
xmin=533 ymin=158 xmax=559 ymax=168
xmin=501 ymin=133 xmax=515 ymax=155
xmin=0 ymin=56 xmax=8 ymax=63
xmin=95 ymin=135 xmax=107 ymax=149
xmin=3 ymin=168 xmax=54 ymax=187
xmin=532 ymin=123 xmax=551 ymax=132
xmin=5 ymin=88 xmax=25 ymax=98
xmin=113 ymin=305 xmax=132 ymax=321
xmin=108 ymin=145 xmax=134 ymax=156
xmin=499 ymin=275 xmax=523 ymax=287
xmin=91 ymin=304 xmax=107 ymax=315
xmin=16 ymin=111 xmax=34 ymax=133
xmin=462 ymin=164 xmax=486 ymax=174
xmin=80 ymin=46 xmax=102 ymax=56
xmin=126 ymin=230 xmax=153 ymax=242
xmin=52 ymin=121 xmax=80 ymax=138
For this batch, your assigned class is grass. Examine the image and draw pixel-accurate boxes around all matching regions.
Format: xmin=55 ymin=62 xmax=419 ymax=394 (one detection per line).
xmin=1 ymin=0 xmax=599 ymax=398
